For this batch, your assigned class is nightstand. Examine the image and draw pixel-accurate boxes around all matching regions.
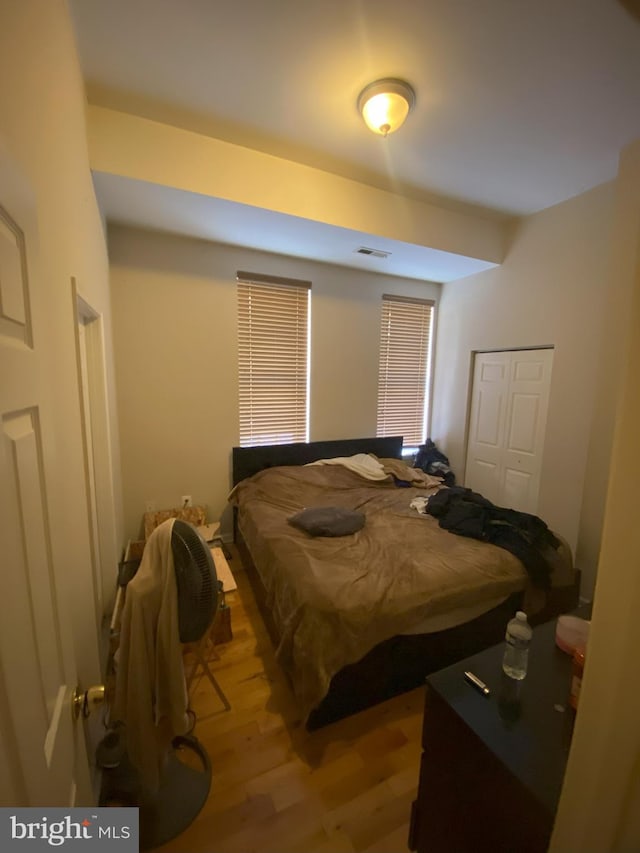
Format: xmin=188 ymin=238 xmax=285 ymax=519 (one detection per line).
xmin=409 ymin=617 xmax=578 ymax=853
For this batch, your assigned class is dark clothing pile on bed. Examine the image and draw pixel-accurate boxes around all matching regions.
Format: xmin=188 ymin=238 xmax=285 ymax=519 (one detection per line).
xmin=426 ymin=486 xmax=559 ymax=589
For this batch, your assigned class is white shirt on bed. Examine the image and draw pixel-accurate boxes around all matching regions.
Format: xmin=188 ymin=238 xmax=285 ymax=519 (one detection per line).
xmin=307 ymin=453 xmax=388 ymax=480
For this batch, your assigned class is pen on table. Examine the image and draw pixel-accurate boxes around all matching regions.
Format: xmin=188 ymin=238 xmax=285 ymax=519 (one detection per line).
xmin=464 ymin=670 xmax=491 ymax=696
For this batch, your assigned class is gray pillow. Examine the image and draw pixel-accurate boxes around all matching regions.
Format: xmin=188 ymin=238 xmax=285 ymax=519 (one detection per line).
xmin=288 ymin=506 xmax=365 ymax=537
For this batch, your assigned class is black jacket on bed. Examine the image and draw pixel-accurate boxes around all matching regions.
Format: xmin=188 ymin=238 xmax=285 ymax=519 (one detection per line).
xmin=426 ymin=487 xmax=559 ymax=589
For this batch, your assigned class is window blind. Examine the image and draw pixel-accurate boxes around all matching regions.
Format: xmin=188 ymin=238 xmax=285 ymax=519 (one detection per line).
xmin=376 ymin=294 xmax=434 ymax=446
xmin=237 ymin=272 xmax=310 ymax=447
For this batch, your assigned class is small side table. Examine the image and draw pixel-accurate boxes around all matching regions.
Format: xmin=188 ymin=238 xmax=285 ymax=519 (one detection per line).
xmin=197 ymin=521 xmax=222 ymax=545
xmin=410 ymin=617 xmax=579 ymax=853
xmin=210 ymin=546 xmax=235 ymax=645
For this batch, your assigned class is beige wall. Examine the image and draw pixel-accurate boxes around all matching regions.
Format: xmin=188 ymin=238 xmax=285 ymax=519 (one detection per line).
xmin=431 ymin=183 xmax=616 ymax=596
xmin=108 ymin=225 xmax=440 ymax=541
xmin=0 ymin=0 xmax=121 ymax=680
xmin=551 ymin=138 xmax=640 ymax=853
xmin=89 ymin=105 xmax=508 ymax=266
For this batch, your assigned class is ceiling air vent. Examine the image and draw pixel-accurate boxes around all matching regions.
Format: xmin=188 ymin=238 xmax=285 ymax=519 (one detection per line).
xmin=355 ymin=246 xmax=391 ymax=259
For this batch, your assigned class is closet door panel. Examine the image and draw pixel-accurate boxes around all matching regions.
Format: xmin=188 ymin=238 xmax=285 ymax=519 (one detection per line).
xmin=466 ymin=349 xmax=553 ymax=514
xmin=501 ymin=350 xmax=553 ymax=513
xmin=465 ymin=352 xmax=509 ymax=505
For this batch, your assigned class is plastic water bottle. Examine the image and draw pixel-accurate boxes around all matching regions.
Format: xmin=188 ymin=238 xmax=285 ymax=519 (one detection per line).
xmin=502 ymin=611 xmax=532 ymax=680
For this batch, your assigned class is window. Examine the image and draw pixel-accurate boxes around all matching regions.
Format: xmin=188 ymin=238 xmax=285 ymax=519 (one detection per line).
xmin=237 ymin=271 xmax=310 ymax=447
xmin=376 ymin=294 xmax=434 ymax=447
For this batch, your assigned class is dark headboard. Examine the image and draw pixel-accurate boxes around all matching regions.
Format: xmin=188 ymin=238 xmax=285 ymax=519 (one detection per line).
xmin=232 ymin=436 xmax=404 ymax=486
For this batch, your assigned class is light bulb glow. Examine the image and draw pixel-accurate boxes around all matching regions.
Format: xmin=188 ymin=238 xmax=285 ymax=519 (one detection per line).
xmin=358 ymin=79 xmax=415 ymax=137
xmin=361 ymin=92 xmax=410 ymax=136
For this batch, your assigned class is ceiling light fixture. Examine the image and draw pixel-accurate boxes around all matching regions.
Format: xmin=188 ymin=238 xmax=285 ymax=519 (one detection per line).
xmin=357 ymin=78 xmax=416 ymax=137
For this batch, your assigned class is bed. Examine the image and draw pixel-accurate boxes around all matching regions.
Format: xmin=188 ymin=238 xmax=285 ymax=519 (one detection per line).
xmin=230 ymin=436 xmax=579 ymax=729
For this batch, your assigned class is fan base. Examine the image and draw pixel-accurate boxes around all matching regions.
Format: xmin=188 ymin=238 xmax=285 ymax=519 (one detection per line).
xmin=100 ymin=735 xmax=211 ymax=850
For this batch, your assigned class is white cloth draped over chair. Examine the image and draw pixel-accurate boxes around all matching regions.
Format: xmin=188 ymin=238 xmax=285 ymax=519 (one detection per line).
xmin=113 ymin=519 xmax=190 ymax=793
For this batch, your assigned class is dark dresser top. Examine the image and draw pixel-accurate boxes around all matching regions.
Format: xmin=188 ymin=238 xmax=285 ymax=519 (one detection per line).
xmin=425 ymin=615 xmax=580 ymax=816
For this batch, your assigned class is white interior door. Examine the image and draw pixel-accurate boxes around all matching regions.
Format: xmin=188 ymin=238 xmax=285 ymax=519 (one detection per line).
xmin=73 ymin=289 xmax=119 ymax=622
xmin=0 ymin=145 xmax=91 ymax=805
xmin=465 ymin=348 xmax=553 ymax=513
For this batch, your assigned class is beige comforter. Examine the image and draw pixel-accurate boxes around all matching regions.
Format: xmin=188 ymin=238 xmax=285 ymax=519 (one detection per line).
xmin=230 ymin=460 xmax=570 ymax=719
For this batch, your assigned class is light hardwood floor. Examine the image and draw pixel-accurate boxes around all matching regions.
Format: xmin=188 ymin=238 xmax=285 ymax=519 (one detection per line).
xmin=158 ymin=545 xmax=424 ymax=853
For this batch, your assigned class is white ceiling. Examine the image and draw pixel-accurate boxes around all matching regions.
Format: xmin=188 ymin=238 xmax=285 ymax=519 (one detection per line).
xmin=70 ymin=0 xmax=640 ymax=281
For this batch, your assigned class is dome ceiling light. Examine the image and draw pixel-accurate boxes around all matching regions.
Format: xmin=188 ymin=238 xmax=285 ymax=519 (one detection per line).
xmin=357 ymin=78 xmax=416 ymax=137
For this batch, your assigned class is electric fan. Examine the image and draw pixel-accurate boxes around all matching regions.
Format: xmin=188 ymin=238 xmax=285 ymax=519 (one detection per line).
xmin=139 ymin=520 xmax=231 ymax=850
xmin=104 ymin=519 xmax=231 ymax=850
xmin=173 ymin=518 xmax=217 ymax=642
xmin=173 ymin=520 xmax=231 ymax=711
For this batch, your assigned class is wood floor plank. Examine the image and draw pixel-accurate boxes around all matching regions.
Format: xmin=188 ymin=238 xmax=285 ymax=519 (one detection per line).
xmin=361 ymin=821 xmax=414 ymax=853
xmin=276 ymin=826 xmax=355 ymax=853
xmin=320 ymin=779 xmax=398 ymax=838
xmin=354 ymin=725 xmax=409 ymax=761
xmin=345 ymin=789 xmax=416 ymax=852
xmin=244 ymin=757 xmax=313 ymax=812
xmin=157 ymin=545 xmax=423 ymax=852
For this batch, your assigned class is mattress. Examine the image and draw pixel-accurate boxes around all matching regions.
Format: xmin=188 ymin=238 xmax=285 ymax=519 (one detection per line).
xmin=230 ymin=459 xmax=572 ymax=719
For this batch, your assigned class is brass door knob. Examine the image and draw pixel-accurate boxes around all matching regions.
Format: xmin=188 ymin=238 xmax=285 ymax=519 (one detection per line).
xmin=72 ymin=684 xmax=106 ymax=720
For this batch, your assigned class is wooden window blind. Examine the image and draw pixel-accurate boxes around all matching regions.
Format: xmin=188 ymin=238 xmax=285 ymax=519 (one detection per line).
xmin=376 ymin=294 xmax=434 ymax=446
xmin=237 ymin=271 xmax=310 ymax=447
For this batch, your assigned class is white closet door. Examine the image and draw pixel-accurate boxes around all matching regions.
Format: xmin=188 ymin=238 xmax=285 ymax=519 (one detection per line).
xmin=465 ymin=351 xmax=510 ymax=504
xmin=465 ymin=349 xmax=553 ymax=513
